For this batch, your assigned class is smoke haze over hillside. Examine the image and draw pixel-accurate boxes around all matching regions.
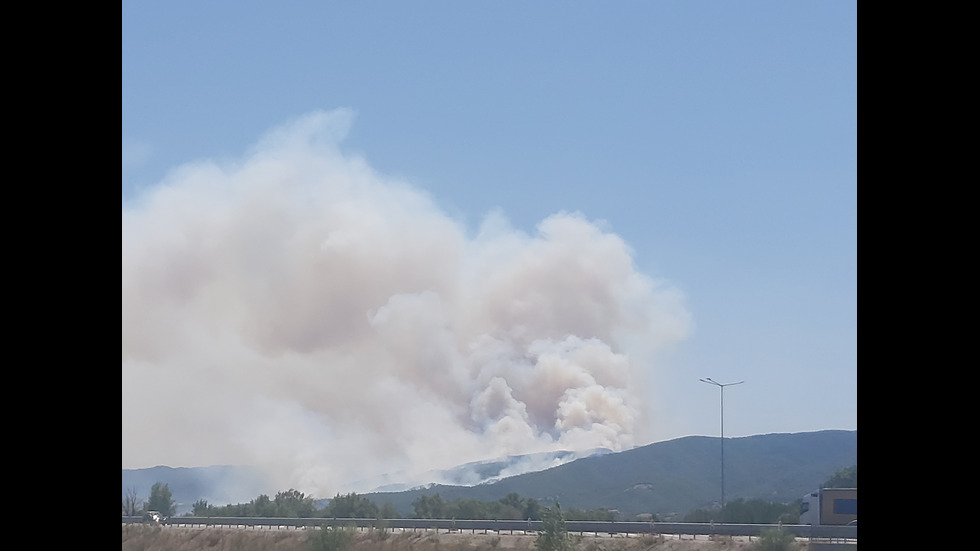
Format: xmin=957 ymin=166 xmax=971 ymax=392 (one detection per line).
xmin=121 ymin=109 xmax=692 ymax=497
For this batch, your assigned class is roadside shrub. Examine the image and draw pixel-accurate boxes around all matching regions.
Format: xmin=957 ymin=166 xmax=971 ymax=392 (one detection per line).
xmin=637 ymin=534 xmax=664 ymax=548
xmin=309 ymin=525 xmax=355 ymax=551
xmin=752 ymin=527 xmax=798 ymax=551
xmin=370 ymin=525 xmax=391 ymax=542
xmin=535 ymin=504 xmax=574 ymax=551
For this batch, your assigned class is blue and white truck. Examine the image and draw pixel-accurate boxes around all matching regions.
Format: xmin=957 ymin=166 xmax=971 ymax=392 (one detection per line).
xmin=800 ymin=487 xmax=857 ymax=525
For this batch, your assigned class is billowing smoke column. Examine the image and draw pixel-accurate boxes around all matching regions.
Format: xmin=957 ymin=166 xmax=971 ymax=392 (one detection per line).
xmin=121 ymin=109 xmax=692 ymax=497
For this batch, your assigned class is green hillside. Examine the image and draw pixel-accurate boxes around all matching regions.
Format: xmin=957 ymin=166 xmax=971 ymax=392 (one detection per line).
xmin=365 ymin=430 xmax=857 ymax=520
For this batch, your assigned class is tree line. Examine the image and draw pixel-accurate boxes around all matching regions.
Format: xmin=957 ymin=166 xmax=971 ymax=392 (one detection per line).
xmin=192 ymin=490 xmax=619 ymax=521
xmin=681 ymin=463 xmax=857 ymax=524
xmin=125 ymin=485 xmax=614 ymax=521
xmin=682 ymin=497 xmax=801 ymax=524
xmin=122 ymin=482 xmax=178 ymax=517
xmin=123 ymin=464 xmax=856 ymax=524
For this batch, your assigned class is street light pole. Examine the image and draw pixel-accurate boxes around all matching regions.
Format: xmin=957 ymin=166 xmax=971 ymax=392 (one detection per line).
xmin=699 ymin=377 xmax=744 ymax=512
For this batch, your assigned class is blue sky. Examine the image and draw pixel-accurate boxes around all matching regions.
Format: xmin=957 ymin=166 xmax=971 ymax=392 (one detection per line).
xmin=122 ymin=2 xmax=855 ymax=490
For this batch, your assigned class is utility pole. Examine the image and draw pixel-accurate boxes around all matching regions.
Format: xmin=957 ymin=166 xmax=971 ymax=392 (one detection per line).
xmin=699 ymin=378 xmax=744 ymax=511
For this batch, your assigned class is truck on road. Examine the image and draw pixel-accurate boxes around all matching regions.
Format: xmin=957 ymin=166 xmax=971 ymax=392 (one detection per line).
xmin=800 ymin=487 xmax=857 ymax=525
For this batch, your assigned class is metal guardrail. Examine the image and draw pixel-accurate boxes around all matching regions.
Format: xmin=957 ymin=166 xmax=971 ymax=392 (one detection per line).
xmin=123 ymin=516 xmax=856 ymax=539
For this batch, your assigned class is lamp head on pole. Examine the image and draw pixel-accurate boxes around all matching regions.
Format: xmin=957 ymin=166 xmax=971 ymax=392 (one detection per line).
xmin=700 ymin=378 xmax=744 ymax=388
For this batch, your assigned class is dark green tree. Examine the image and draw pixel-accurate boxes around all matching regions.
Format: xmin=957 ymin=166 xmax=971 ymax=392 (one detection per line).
xmin=253 ymin=494 xmax=276 ymax=516
xmin=523 ymin=498 xmax=542 ymax=521
xmin=500 ymin=493 xmax=524 ymax=510
xmin=451 ymin=498 xmax=489 ymax=519
xmin=683 ymin=498 xmax=800 ymax=524
xmin=496 ymin=493 xmax=526 ymax=519
xmin=535 ymin=503 xmax=573 ymax=551
xmin=147 ymin=482 xmax=176 ymax=517
xmin=823 ymin=465 xmax=857 ymax=488
xmin=324 ymin=492 xmax=378 ymax=518
xmin=275 ymin=489 xmax=316 ymax=517
xmin=379 ymin=502 xmax=400 ymax=520
xmin=192 ymin=499 xmax=210 ymax=516
xmin=412 ymin=494 xmax=446 ymax=519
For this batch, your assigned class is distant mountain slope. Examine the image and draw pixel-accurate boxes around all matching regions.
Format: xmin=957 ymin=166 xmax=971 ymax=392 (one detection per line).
xmin=367 ymin=448 xmax=614 ymax=492
xmin=121 ymin=450 xmax=608 ymax=515
xmin=122 ymin=430 xmax=855 ymax=519
xmin=364 ymin=430 xmax=857 ymax=520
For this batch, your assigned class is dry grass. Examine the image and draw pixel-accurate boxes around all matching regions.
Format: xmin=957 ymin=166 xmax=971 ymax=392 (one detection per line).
xmin=123 ymin=524 xmax=310 ymax=551
xmin=122 ymin=526 xmax=794 ymax=551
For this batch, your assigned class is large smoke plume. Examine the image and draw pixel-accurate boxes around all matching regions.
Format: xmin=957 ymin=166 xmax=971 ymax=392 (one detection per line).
xmin=121 ymin=109 xmax=692 ymax=497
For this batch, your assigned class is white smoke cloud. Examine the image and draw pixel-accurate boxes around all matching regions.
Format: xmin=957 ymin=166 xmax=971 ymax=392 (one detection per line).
xmin=121 ymin=109 xmax=692 ymax=497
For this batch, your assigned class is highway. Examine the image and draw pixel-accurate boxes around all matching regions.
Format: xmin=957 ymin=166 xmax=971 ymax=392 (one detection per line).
xmin=122 ymin=516 xmax=856 ymax=542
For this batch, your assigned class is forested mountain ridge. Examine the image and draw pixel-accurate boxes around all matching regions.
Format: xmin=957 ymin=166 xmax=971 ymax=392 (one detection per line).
xmin=364 ymin=430 xmax=857 ymax=519
xmin=123 ymin=430 xmax=856 ymax=519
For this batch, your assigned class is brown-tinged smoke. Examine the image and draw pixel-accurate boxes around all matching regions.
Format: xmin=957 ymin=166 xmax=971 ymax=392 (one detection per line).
xmin=122 ymin=109 xmax=692 ymax=497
